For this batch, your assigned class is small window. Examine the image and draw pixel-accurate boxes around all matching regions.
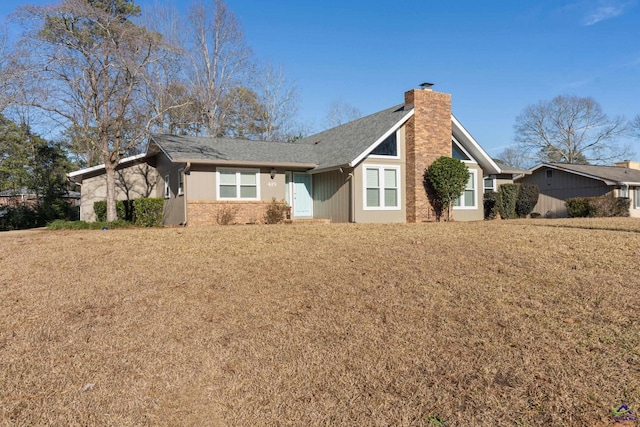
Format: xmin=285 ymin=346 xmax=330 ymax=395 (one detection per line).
xmin=371 ymin=133 xmax=398 ymax=157
xmin=164 ymin=174 xmax=170 ymax=199
xmin=364 ymin=165 xmax=400 ymax=210
xmin=635 ymin=188 xmax=640 ymax=209
xmin=484 ymin=177 xmax=495 ymax=193
xmin=546 ymin=169 xmax=553 ymax=179
xmin=453 ymin=170 xmax=477 ymax=209
xmin=619 ymin=187 xmax=629 ymax=198
xmin=217 ymin=168 xmax=260 ymax=200
xmin=178 ymin=171 xmax=184 ymax=196
xmin=452 ymin=141 xmax=471 ymax=161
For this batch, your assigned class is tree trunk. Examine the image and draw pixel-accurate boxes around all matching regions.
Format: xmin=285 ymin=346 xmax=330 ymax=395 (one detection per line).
xmin=105 ymin=162 xmax=118 ymax=222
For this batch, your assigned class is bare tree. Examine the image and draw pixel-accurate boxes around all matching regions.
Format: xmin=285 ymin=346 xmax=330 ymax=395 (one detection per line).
xmin=514 ymin=95 xmax=629 ymax=165
xmin=323 ymin=98 xmax=362 ymax=129
xmin=254 ymin=62 xmax=299 ymax=141
xmin=187 ymin=0 xmax=252 ymax=137
xmin=631 ymin=115 xmax=640 ymax=138
xmin=496 ymin=147 xmax=531 ymax=170
xmin=12 ymin=0 xmax=169 ymax=221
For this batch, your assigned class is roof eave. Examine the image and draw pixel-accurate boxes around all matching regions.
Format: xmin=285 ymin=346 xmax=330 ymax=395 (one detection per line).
xmin=348 ymin=109 xmax=414 ymax=167
xmin=174 ymin=158 xmax=317 ymax=169
xmin=451 ymin=115 xmax=501 ymax=175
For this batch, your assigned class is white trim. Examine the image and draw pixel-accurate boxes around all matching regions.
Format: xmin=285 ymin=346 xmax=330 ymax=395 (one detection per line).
xmin=451 ymin=115 xmax=501 ymax=174
xmin=452 ymin=136 xmax=477 ymax=164
xmin=368 ymin=130 xmax=401 ymax=160
xmin=483 ymin=176 xmax=496 ymax=192
xmin=349 ymin=110 xmax=414 ymax=167
xmin=453 ymin=169 xmax=478 ymax=210
xmin=216 ymin=167 xmax=261 ymax=201
xmin=362 ymin=164 xmax=401 ymax=211
xmin=67 ymin=153 xmax=147 ymax=178
xmin=178 ymin=169 xmax=184 ymax=196
xmin=635 ymin=187 xmax=640 ymax=209
xmin=164 ymin=174 xmax=170 ymax=199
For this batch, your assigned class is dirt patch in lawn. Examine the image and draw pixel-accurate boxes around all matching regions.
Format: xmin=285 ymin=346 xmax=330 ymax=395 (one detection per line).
xmin=1 ymin=220 xmax=639 ymax=426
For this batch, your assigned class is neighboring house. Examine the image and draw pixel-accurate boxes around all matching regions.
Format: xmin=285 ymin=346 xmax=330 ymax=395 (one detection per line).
xmin=69 ymin=86 xmax=520 ymax=225
xmin=516 ymin=161 xmax=640 ymax=218
xmin=0 ymin=188 xmax=81 ymax=209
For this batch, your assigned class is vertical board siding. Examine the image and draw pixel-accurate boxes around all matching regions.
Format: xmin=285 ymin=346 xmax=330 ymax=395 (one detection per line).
xmin=313 ymin=170 xmax=350 ymax=223
xmin=520 ymin=167 xmax=610 ymax=217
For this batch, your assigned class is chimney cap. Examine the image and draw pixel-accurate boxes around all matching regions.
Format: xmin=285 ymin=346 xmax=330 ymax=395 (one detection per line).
xmin=420 ymin=82 xmax=434 ymax=90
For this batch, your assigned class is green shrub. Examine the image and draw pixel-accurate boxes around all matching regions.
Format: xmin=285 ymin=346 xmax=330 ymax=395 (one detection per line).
xmin=0 ymin=207 xmax=39 ymax=231
xmin=565 ymin=198 xmax=592 ymax=217
xmin=499 ymin=183 xmax=519 ymax=219
xmin=566 ymin=197 xmax=630 ymax=217
xmin=515 ymin=184 xmax=539 ymax=218
xmin=94 ymin=200 xmax=107 ymax=222
xmin=483 ymin=191 xmax=502 ymax=220
xmin=46 ymin=219 xmax=134 ymax=230
xmin=264 ymin=199 xmax=288 ymax=224
xmin=424 ymin=157 xmax=469 ymax=221
xmin=94 ymin=200 xmax=135 ymax=222
xmin=133 ymin=198 xmax=164 ymax=227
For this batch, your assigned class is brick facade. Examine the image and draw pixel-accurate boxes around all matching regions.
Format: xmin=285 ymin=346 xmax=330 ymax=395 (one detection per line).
xmin=187 ymin=200 xmax=279 ymax=225
xmin=404 ymin=89 xmax=453 ymax=222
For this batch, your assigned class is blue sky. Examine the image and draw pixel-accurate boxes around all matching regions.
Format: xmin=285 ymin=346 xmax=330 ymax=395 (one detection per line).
xmin=2 ymin=0 xmax=639 ymax=158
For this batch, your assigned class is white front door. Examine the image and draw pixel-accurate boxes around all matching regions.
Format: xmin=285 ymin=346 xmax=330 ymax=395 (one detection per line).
xmin=293 ymin=173 xmax=313 ymax=217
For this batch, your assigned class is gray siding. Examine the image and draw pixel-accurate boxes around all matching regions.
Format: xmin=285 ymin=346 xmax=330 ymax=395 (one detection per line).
xmin=312 ymin=169 xmax=351 ymax=223
xmin=79 ymin=161 xmax=157 ymax=222
xmin=519 ymin=167 xmax=611 ymax=217
xmin=156 ymin=154 xmax=186 ymax=226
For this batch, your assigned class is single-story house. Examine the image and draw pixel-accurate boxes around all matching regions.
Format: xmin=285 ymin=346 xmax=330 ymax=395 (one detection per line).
xmin=69 ymin=85 xmax=521 ymax=225
xmin=515 ymin=161 xmax=640 ymax=218
xmin=0 ymin=187 xmax=81 ymax=209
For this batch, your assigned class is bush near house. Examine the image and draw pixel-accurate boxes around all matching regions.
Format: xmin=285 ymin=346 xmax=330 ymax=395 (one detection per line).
xmin=424 ymin=157 xmax=469 ymax=221
xmin=483 ymin=191 xmax=502 ymax=220
xmin=515 ymin=184 xmax=539 ymax=218
xmin=495 ymin=183 xmax=540 ymax=219
xmin=132 ymin=198 xmax=164 ymax=227
xmin=498 ymin=184 xmax=519 ymax=219
xmin=94 ymin=198 xmax=163 ymax=226
xmin=264 ymin=199 xmax=289 ymax=224
xmin=566 ymin=197 xmax=630 ymax=217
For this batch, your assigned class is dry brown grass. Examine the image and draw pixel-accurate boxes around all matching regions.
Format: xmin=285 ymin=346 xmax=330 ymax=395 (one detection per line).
xmin=1 ymin=219 xmax=639 ymax=426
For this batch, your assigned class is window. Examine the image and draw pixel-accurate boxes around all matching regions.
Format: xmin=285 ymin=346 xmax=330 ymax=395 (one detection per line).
xmin=483 ymin=176 xmax=495 ymax=193
xmin=217 ymin=168 xmax=260 ymax=200
xmin=546 ymin=169 xmax=553 ymax=179
xmin=453 ymin=170 xmax=477 ymax=209
xmin=364 ymin=165 xmax=400 ymax=209
xmin=371 ymin=133 xmax=398 ymax=157
xmin=452 ymin=140 xmax=471 ymax=161
xmin=178 ymin=171 xmax=184 ymax=196
xmin=164 ymin=174 xmax=170 ymax=199
xmin=619 ymin=186 xmax=629 ymax=198
xmin=636 ymin=188 xmax=640 ymax=209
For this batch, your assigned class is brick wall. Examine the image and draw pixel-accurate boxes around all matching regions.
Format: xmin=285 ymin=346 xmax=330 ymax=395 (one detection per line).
xmin=188 ymin=200 xmax=276 ymax=225
xmin=404 ymin=89 xmax=452 ymax=222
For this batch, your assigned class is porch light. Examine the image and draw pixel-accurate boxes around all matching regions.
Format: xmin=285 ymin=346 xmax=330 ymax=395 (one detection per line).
xmin=270 ymin=168 xmax=276 ymax=179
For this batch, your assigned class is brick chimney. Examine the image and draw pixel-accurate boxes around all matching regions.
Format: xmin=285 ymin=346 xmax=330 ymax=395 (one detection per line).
xmin=614 ymin=160 xmax=640 ymax=170
xmin=404 ymin=85 xmax=452 ymax=222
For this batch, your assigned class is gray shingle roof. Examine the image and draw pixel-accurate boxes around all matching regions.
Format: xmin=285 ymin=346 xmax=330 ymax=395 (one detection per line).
xmin=295 ymin=104 xmax=411 ymax=170
xmin=544 ymin=163 xmax=640 ymax=184
xmin=149 ymin=104 xmax=412 ymax=172
xmin=150 ymin=134 xmax=317 ymax=166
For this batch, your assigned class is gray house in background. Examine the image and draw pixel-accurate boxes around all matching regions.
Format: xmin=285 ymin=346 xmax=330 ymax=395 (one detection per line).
xmin=69 ymin=86 xmax=521 ymax=225
xmin=516 ymin=161 xmax=640 ymax=218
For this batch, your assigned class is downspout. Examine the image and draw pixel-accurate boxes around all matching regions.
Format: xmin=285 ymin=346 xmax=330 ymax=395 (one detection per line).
xmin=183 ymin=162 xmax=191 ymax=226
